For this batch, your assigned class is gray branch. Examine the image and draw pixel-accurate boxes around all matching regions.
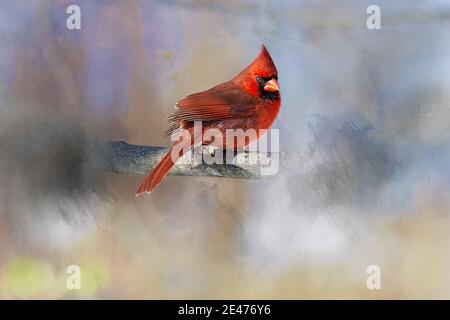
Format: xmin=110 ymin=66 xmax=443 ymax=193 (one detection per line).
xmin=96 ymin=141 xmax=288 ymax=179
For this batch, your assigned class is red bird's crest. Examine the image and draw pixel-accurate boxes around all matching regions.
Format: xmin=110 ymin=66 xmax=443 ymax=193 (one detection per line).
xmin=233 ymin=45 xmax=279 ymax=97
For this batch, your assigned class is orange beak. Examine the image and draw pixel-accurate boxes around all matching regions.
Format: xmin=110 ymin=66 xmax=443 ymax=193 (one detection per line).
xmin=264 ymin=78 xmax=279 ymax=92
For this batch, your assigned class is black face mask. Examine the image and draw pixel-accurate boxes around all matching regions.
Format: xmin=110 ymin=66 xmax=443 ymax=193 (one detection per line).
xmin=257 ymin=76 xmax=280 ymax=101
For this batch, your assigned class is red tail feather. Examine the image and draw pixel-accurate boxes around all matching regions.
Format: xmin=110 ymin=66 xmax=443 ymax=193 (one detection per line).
xmin=136 ymin=130 xmax=197 ymax=195
xmin=136 ymin=147 xmax=176 ymax=195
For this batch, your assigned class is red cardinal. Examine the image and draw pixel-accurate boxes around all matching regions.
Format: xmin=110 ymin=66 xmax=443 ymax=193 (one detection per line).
xmin=137 ymin=45 xmax=281 ymax=195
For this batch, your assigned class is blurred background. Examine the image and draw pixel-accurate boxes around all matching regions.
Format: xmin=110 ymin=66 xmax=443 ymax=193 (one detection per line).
xmin=0 ymin=0 xmax=450 ymax=299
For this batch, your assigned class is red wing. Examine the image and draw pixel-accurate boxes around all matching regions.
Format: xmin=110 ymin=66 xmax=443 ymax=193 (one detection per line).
xmin=164 ymin=81 xmax=258 ymax=136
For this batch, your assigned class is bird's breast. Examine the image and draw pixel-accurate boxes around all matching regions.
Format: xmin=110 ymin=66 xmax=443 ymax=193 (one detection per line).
xmin=254 ymin=99 xmax=281 ymax=130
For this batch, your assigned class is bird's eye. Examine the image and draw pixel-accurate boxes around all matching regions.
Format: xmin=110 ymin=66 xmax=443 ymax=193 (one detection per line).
xmin=256 ymin=76 xmax=261 ymax=82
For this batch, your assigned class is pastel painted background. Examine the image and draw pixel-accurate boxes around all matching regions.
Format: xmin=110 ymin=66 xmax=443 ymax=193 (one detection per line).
xmin=1 ymin=0 xmax=450 ymax=299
